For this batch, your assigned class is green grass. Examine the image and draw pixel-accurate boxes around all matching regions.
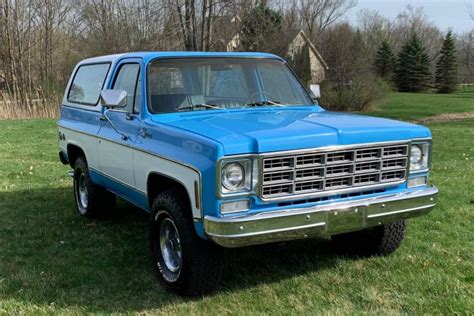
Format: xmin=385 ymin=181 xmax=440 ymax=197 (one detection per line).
xmin=369 ymin=89 xmax=474 ymax=121
xmin=1 ymin=93 xmax=473 ymax=314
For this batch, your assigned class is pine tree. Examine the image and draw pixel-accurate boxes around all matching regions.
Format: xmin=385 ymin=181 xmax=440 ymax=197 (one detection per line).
xmin=395 ymin=34 xmax=432 ymax=92
xmin=240 ymin=4 xmax=283 ymax=52
xmin=435 ymin=31 xmax=458 ymax=93
xmin=374 ymin=39 xmax=396 ymax=81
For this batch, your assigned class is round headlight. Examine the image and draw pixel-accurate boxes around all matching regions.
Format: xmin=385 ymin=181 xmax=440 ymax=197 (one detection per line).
xmin=222 ymin=163 xmax=245 ymax=190
xmin=411 ymin=145 xmax=423 ymax=164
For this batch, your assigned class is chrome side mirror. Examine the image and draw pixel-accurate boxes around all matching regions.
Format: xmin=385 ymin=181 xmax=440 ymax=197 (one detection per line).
xmin=309 ymin=84 xmax=321 ymax=98
xmin=100 ymin=89 xmax=127 ymax=109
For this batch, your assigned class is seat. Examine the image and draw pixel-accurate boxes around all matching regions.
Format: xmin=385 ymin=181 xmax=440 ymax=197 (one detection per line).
xmin=150 ymin=94 xmax=188 ymax=113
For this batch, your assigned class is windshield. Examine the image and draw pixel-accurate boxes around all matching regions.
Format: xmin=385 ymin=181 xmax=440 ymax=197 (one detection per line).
xmin=147 ymin=58 xmax=312 ymax=113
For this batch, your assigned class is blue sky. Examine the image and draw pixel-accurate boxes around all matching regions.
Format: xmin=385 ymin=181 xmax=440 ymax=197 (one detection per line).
xmin=347 ymin=0 xmax=473 ymax=34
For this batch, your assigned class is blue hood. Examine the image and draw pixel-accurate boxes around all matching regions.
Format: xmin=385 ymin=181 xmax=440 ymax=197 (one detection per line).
xmin=153 ymin=107 xmax=431 ymax=155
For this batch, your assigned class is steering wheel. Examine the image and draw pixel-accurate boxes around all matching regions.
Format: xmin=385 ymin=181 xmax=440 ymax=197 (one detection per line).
xmin=248 ymin=91 xmax=277 ymax=104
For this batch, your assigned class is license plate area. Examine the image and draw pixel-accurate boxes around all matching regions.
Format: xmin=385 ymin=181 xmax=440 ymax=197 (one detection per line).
xmin=326 ymin=206 xmax=365 ymax=234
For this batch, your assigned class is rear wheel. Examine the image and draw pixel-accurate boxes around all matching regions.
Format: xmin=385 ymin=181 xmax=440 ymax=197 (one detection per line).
xmin=73 ymin=156 xmax=116 ymax=218
xmin=150 ymin=190 xmax=223 ymax=296
xmin=331 ymin=220 xmax=406 ymax=256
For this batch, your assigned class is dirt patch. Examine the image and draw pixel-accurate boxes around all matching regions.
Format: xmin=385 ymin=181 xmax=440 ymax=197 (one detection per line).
xmin=416 ymin=112 xmax=474 ymax=124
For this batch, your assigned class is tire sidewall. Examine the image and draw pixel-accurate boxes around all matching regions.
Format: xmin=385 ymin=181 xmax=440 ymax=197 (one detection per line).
xmin=151 ymin=209 xmax=183 ymax=286
xmin=73 ymin=158 xmax=89 ymax=216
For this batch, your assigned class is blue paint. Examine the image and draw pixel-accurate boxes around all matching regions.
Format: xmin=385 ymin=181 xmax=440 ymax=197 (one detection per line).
xmin=151 ymin=108 xmax=431 ymax=155
xmin=89 ymin=168 xmax=149 ymax=211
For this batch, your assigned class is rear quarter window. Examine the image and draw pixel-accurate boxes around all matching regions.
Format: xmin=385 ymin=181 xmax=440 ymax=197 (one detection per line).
xmin=67 ymin=63 xmax=111 ymax=105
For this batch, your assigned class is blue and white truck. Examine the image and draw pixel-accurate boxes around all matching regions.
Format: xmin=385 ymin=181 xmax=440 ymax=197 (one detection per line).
xmin=58 ymin=52 xmax=438 ymax=295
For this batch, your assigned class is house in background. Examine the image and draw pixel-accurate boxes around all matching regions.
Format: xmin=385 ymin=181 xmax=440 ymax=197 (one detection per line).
xmin=211 ymin=15 xmax=243 ymax=52
xmin=224 ymin=26 xmax=328 ymax=86
xmin=286 ymin=30 xmax=328 ymax=85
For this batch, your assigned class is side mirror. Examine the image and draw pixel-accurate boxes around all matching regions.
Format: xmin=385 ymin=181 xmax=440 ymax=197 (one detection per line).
xmin=309 ymin=84 xmax=321 ymax=98
xmin=100 ymin=89 xmax=127 ymax=109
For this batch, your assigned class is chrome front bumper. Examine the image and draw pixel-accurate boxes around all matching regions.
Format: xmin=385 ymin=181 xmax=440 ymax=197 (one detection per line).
xmin=204 ymin=186 xmax=438 ymax=247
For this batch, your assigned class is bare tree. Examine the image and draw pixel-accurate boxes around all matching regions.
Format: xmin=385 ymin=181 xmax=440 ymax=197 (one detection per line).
xmin=356 ymin=9 xmax=392 ymax=61
xmin=293 ymin=0 xmax=357 ymax=39
xmin=458 ymin=31 xmax=474 ymax=83
xmin=35 ymin=0 xmax=70 ymax=97
xmin=1 ymin=0 xmax=39 ymax=105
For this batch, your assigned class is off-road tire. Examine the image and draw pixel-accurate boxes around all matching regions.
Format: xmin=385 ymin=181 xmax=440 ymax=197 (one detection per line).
xmin=331 ymin=220 xmax=406 ymax=256
xmin=150 ymin=190 xmax=223 ymax=296
xmin=73 ymin=156 xmax=116 ymax=218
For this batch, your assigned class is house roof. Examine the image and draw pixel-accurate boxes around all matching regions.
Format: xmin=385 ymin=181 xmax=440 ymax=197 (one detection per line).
xmin=290 ymin=30 xmax=329 ymax=70
xmin=222 ymin=28 xmax=329 ymax=70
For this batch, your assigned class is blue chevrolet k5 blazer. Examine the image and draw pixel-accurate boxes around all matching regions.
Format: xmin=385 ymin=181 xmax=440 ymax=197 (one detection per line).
xmin=58 ymin=51 xmax=438 ymax=295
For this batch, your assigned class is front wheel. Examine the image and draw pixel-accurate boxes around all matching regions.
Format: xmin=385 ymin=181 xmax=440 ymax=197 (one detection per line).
xmin=331 ymin=220 xmax=406 ymax=256
xmin=150 ymin=190 xmax=223 ymax=296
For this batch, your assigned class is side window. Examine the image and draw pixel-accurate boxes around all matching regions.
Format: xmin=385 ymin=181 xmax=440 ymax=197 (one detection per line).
xmin=112 ymin=63 xmax=140 ymax=113
xmin=68 ymin=63 xmax=110 ymax=105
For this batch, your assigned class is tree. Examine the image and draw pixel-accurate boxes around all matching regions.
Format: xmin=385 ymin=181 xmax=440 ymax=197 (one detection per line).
xmin=295 ymin=0 xmax=356 ymax=39
xmin=319 ymin=23 xmax=388 ymax=111
xmin=240 ymin=4 xmax=282 ymax=52
xmin=457 ymin=31 xmax=474 ymax=85
xmin=374 ymin=39 xmax=396 ymax=82
xmin=435 ymin=31 xmax=458 ymax=93
xmin=395 ymin=34 xmax=432 ymax=92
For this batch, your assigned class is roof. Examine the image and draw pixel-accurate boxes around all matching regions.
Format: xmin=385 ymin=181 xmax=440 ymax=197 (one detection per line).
xmin=79 ymin=51 xmax=285 ymax=65
xmin=290 ymin=30 xmax=329 ymax=70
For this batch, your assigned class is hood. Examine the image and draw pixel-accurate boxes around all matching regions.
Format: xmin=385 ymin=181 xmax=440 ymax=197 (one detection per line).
xmin=153 ymin=107 xmax=431 ymax=155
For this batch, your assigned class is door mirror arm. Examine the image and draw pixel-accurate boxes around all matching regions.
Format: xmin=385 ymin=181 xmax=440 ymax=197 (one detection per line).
xmin=99 ymin=89 xmax=129 ymax=140
xmin=100 ymin=109 xmax=128 ymax=141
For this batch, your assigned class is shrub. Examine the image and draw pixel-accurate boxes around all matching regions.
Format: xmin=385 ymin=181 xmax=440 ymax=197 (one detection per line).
xmin=320 ymin=77 xmax=389 ymax=112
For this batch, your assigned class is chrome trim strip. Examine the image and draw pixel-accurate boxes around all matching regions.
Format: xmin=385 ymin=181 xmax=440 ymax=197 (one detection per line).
xmin=206 ymin=222 xmax=326 ymax=239
xmin=58 ymin=125 xmax=201 ymax=175
xmin=204 ymin=186 xmax=438 ymax=247
xmin=367 ymin=204 xmax=435 ymax=218
xmin=258 ymin=140 xmax=411 ymax=158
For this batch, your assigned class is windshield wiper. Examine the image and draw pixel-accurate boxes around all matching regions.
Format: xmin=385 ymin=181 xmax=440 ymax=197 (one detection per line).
xmin=177 ymin=103 xmax=222 ymax=111
xmin=246 ymin=100 xmax=287 ymax=107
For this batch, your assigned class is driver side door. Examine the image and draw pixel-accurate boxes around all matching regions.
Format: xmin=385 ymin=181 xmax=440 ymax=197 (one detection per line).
xmin=97 ymin=59 xmax=142 ymax=191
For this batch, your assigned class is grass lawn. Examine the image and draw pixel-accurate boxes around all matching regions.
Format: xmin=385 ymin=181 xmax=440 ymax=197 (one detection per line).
xmin=0 ymin=93 xmax=473 ymax=314
xmin=369 ymin=88 xmax=474 ymax=121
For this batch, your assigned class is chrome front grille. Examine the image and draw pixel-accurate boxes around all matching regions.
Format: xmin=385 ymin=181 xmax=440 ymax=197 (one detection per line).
xmin=260 ymin=144 xmax=409 ymax=200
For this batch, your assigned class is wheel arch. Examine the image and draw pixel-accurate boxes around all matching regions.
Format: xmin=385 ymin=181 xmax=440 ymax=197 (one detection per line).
xmin=147 ymin=172 xmax=194 ymax=215
xmin=67 ymin=143 xmax=86 ymax=168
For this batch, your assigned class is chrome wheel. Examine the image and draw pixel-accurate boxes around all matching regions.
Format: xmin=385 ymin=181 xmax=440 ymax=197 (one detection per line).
xmin=159 ymin=217 xmax=182 ymax=273
xmin=78 ymin=172 xmax=88 ymax=209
